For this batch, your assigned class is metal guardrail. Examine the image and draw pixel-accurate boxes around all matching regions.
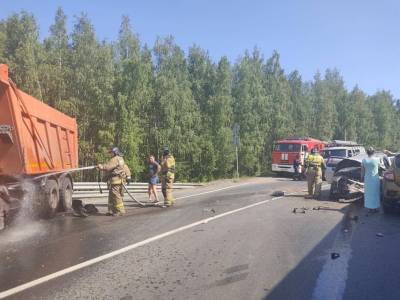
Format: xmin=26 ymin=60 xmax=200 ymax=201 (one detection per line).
xmin=72 ymin=182 xmax=203 ymax=199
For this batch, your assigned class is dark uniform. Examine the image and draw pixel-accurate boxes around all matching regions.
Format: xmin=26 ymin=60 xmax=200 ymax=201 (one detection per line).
xmin=161 ymin=148 xmax=176 ymax=207
xmin=98 ymin=148 xmax=131 ymax=215
xmin=305 ymin=150 xmax=326 ymax=198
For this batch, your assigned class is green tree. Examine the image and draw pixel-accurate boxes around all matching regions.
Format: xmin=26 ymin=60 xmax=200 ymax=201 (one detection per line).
xmin=368 ymin=91 xmax=397 ymax=148
xmin=187 ymin=45 xmax=217 ymax=180
xmin=211 ymin=56 xmax=235 ymax=177
xmin=70 ymin=14 xmax=115 ymax=177
xmin=347 ymin=87 xmax=375 ymax=145
xmin=233 ymin=49 xmax=270 ymax=175
xmin=153 ymin=36 xmax=202 ymax=181
xmin=287 ymin=70 xmax=312 ymax=137
xmin=114 ymin=16 xmax=153 ymax=179
xmin=310 ymin=71 xmax=338 ymax=140
xmin=3 ymin=12 xmax=44 ymax=99
xmin=41 ymin=7 xmax=71 ymax=109
xmin=0 ymin=22 xmax=6 ymax=62
xmin=264 ymin=51 xmax=293 ymax=146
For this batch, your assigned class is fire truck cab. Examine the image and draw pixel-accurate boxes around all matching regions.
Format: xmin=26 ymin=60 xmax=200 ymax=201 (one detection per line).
xmin=271 ymin=137 xmax=326 ymax=173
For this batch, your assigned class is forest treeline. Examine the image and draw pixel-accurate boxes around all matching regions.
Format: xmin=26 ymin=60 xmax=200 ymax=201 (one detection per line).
xmin=1 ymin=9 xmax=399 ymax=181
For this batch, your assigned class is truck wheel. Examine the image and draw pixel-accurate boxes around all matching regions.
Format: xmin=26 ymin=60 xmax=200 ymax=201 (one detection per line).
xmin=0 ymin=200 xmax=6 ymax=231
xmin=59 ymin=177 xmax=73 ymax=212
xmin=0 ymin=186 xmax=10 ymax=230
xmin=41 ymin=179 xmax=59 ymax=218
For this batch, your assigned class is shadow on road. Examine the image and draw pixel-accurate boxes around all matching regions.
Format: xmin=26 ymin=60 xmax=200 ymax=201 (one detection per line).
xmin=264 ymin=189 xmax=358 ymax=300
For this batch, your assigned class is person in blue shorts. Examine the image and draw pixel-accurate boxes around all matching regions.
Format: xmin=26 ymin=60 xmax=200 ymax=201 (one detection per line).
xmin=148 ymin=155 xmax=161 ymax=203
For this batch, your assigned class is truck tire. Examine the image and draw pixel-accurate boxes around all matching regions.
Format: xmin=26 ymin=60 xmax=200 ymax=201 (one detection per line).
xmin=59 ymin=177 xmax=73 ymax=212
xmin=0 ymin=199 xmax=6 ymax=231
xmin=40 ymin=179 xmax=59 ymax=218
xmin=0 ymin=186 xmax=10 ymax=230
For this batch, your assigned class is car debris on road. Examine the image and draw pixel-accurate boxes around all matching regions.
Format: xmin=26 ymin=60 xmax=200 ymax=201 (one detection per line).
xmin=292 ymin=207 xmax=309 ymax=214
xmin=272 ymin=191 xmax=285 ymax=197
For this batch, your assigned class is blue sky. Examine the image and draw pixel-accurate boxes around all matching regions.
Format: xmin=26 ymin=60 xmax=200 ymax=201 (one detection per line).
xmin=2 ymin=0 xmax=400 ymax=98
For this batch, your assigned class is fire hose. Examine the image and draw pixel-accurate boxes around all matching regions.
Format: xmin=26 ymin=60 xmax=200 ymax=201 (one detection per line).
xmin=122 ymin=183 xmax=147 ymax=207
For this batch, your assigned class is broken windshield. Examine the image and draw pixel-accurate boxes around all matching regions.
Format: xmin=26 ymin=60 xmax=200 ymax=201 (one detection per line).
xmin=322 ymin=149 xmax=347 ymax=158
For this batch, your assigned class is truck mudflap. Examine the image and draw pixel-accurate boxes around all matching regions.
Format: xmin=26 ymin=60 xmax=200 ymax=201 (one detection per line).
xmin=0 ymin=185 xmax=10 ymax=230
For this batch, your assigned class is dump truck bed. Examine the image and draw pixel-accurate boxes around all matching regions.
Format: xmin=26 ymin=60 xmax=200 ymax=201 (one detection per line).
xmin=0 ymin=64 xmax=78 ymax=177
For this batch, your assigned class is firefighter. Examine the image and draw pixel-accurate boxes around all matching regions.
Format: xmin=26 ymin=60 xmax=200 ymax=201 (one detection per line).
xmin=160 ymin=147 xmax=176 ymax=207
xmin=97 ymin=147 xmax=131 ymax=216
xmin=305 ymin=148 xmax=326 ymax=199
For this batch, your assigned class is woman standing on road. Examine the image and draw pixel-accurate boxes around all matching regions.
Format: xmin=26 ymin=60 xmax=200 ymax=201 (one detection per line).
xmin=361 ymin=147 xmax=380 ymax=213
xmin=147 ymin=155 xmax=161 ymax=203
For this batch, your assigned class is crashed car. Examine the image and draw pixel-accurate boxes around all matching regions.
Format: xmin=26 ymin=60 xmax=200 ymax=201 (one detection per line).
xmin=322 ymin=143 xmax=366 ymax=184
xmin=382 ymin=154 xmax=400 ymax=213
xmin=329 ymin=153 xmax=388 ymax=201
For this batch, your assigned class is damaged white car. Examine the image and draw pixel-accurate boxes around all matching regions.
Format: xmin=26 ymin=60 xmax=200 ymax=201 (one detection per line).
xmin=329 ymin=153 xmax=389 ymax=201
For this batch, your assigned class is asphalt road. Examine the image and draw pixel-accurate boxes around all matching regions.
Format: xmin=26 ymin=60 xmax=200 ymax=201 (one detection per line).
xmin=0 ymin=177 xmax=400 ymax=300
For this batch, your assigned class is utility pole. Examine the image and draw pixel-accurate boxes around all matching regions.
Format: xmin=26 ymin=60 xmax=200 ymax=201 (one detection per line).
xmin=233 ymin=123 xmax=240 ymax=179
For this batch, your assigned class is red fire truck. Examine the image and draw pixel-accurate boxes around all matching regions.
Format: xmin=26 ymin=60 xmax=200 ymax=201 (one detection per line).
xmin=271 ymin=137 xmax=326 ymax=173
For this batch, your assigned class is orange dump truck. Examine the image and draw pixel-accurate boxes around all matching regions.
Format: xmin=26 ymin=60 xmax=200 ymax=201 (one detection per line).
xmin=0 ymin=64 xmax=78 ymax=229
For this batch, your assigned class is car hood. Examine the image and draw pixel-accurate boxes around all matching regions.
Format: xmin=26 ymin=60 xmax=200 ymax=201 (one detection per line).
xmin=335 ymin=153 xmax=387 ymax=171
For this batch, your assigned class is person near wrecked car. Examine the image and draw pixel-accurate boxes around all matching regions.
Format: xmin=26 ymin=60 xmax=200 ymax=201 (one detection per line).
xmin=384 ymin=150 xmax=398 ymax=156
xmin=305 ymin=148 xmax=326 ymax=199
xmin=383 ymin=149 xmax=399 ymax=168
xmin=147 ymin=155 xmax=161 ymax=203
xmin=97 ymin=147 xmax=131 ymax=216
xmin=293 ymin=154 xmax=303 ymax=181
xmin=361 ymin=147 xmax=380 ymax=213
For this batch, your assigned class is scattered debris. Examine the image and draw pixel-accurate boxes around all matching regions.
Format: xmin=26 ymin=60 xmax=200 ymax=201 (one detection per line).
xmin=84 ymin=204 xmax=99 ymax=215
xmin=72 ymin=200 xmax=88 ymax=218
xmin=376 ymin=233 xmax=384 ymax=238
xmin=350 ymin=215 xmax=359 ymax=222
xmin=313 ymin=206 xmax=329 ymax=210
xmin=292 ymin=207 xmax=309 ymax=214
xmin=331 ymin=253 xmax=340 ymax=260
xmin=203 ymin=208 xmax=216 ymax=213
xmin=272 ymin=191 xmax=285 ymax=197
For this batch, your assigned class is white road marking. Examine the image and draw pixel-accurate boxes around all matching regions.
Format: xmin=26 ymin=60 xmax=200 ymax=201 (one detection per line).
xmin=312 ymin=218 xmax=353 ymax=300
xmin=312 ymin=243 xmax=351 ymax=300
xmin=0 ymin=191 xmax=293 ymax=299
xmin=176 ymin=182 xmax=250 ymax=200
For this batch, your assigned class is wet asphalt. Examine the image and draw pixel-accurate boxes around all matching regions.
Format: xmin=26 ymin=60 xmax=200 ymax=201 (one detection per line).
xmin=1 ymin=177 xmax=400 ymax=299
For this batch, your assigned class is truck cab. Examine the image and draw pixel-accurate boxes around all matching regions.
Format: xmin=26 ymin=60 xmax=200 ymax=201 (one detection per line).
xmin=271 ymin=137 xmax=325 ymax=174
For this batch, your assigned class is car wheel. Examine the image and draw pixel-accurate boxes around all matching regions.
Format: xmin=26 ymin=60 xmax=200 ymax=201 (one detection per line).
xmin=329 ymin=188 xmax=339 ymax=201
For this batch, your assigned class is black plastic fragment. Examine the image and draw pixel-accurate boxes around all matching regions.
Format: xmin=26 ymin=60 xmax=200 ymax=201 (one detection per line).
xmin=331 ymin=253 xmax=340 ymax=260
